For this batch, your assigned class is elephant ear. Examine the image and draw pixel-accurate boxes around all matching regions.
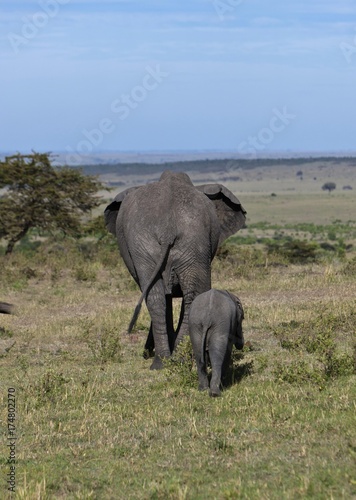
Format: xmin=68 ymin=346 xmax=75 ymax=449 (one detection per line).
xmin=104 ymin=186 xmax=140 ymax=235
xmin=196 ymin=184 xmax=246 ymax=245
xmin=225 ymin=292 xmax=244 ymax=321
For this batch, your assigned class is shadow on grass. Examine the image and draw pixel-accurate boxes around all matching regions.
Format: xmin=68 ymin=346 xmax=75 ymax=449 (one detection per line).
xmin=221 ymin=356 xmax=254 ymax=393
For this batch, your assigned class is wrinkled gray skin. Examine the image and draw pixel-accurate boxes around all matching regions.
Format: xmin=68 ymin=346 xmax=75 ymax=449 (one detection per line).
xmin=188 ymin=289 xmax=244 ymax=397
xmin=0 ymin=302 xmax=13 ymax=314
xmin=104 ymin=170 xmax=246 ymax=370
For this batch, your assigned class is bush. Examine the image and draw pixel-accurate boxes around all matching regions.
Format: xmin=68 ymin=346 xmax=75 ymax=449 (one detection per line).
xmin=273 ymin=312 xmax=356 ymax=385
xmin=164 ymin=336 xmax=197 ymax=388
xmin=273 ymin=359 xmax=325 ymax=386
xmin=322 ymin=182 xmax=336 ymax=193
xmin=28 ymin=369 xmax=69 ymax=406
xmin=324 ymin=350 xmax=355 ymax=378
xmin=266 ymin=239 xmax=320 ymax=263
xmin=80 ymin=318 xmax=121 ymax=364
xmin=342 ymin=256 xmax=356 ymax=276
xmin=73 ymin=263 xmax=98 ymax=282
xmin=215 ymin=244 xmax=272 ymax=278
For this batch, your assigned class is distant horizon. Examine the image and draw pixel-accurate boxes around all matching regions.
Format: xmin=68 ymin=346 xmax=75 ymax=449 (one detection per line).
xmin=2 ymin=148 xmax=356 ymax=167
xmin=3 ymin=147 xmax=356 ymax=156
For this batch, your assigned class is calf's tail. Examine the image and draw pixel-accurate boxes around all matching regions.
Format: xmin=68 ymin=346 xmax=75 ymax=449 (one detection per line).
xmin=200 ymin=326 xmax=210 ymax=366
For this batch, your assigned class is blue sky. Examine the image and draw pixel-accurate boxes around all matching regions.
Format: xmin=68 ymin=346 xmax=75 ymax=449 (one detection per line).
xmin=1 ymin=0 xmax=356 ymax=158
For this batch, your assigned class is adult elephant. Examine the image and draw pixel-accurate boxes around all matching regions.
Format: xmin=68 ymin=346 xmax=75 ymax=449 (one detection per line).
xmin=104 ymin=170 xmax=246 ymax=369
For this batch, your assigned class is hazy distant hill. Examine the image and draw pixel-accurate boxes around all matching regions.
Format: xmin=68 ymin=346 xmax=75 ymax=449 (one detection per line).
xmin=79 ymin=157 xmax=356 ymax=178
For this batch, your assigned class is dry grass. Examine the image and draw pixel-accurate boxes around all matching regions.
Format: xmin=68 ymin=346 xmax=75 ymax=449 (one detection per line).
xmin=241 ymin=191 xmax=356 ymax=225
xmin=0 ymin=189 xmax=355 ymax=499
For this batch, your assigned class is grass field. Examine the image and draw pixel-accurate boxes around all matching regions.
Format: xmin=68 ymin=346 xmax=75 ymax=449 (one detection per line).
xmin=1 ymin=172 xmax=355 ymax=499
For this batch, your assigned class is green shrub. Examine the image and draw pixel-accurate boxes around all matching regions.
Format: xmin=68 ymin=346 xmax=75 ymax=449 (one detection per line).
xmin=228 ymin=234 xmax=258 ymax=245
xmin=273 ymin=359 xmax=325 ymax=386
xmin=342 ymin=256 xmax=356 ymax=276
xmin=80 ymin=318 xmax=121 ymax=364
xmin=267 ymin=239 xmax=320 ymax=263
xmin=82 ymin=214 xmax=108 ymax=238
xmin=0 ymin=326 xmax=14 ymax=338
xmin=28 ymin=369 xmax=69 ymax=406
xmin=323 ymin=350 xmax=355 ymax=379
xmin=273 ymin=312 xmax=355 ymax=385
xmin=214 ymin=244 xmax=274 ymax=280
xmin=164 ymin=336 xmax=197 ymax=388
xmin=73 ymin=263 xmax=98 ymax=282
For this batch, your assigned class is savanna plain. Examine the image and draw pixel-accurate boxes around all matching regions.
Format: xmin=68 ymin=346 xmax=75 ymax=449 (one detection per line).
xmin=1 ymin=159 xmax=356 ymax=499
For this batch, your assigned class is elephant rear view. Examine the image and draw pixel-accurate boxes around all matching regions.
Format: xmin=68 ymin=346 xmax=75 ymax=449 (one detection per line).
xmin=104 ymin=170 xmax=246 ymax=370
xmin=188 ymin=289 xmax=244 ymax=397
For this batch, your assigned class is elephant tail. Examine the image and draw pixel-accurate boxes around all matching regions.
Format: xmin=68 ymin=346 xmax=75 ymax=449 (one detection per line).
xmin=200 ymin=326 xmax=210 ymax=366
xmin=127 ymin=243 xmax=171 ymax=334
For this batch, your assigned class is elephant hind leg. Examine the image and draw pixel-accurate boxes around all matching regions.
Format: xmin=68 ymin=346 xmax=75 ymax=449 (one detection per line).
xmin=190 ymin=326 xmax=209 ymax=392
xmin=209 ymin=346 xmax=226 ymax=397
xmin=145 ymin=279 xmax=171 ymax=370
xmin=165 ymin=295 xmax=176 ymax=353
xmin=221 ymin=345 xmax=234 ymax=388
xmin=143 ymin=295 xmax=176 ymax=359
xmin=143 ymin=325 xmax=155 ymax=359
xmin=209 ymin=342 xmax=233 ymax=396
xmin=197 ymin=359 xmax=209 ymax=392
xmin=209 ymin=380 xmax=222 ymax=397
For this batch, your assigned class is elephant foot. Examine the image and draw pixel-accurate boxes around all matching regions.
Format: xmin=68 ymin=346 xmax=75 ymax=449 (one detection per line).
xmin=198 ymin=378 xmax=209 ymax=392
xmin=143 ymin=348 xmax=155 ymax=360
xmin=235 ymin=339 xmax=244 ymax=350
xmin=198 ymin=385 xmax=209 ymax=392
xmin=209 ymin=386 xmax=221 ymax=397
xmin=150 ymin=355 xmax=169 ymax=370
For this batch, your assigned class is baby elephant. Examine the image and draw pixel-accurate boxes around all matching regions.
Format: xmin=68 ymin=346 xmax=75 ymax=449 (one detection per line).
xmin=188 ymin=289 xmax=244 ymax=397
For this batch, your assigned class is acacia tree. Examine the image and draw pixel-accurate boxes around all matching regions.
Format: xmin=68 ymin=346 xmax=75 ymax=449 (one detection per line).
xmin=0 ymin=152 xmax=104 ymax=254
xmin=322 ymin=182 xmax=336 ymax=194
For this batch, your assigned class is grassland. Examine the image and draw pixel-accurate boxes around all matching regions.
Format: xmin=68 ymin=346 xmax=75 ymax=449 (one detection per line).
xmin=0 ymin=164 xmax=355 ymax=499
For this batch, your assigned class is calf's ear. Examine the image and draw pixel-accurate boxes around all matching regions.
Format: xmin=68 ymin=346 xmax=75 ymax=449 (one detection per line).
xmin=225 ymin=292 xmax=244 ymax=320
xmin=104 ymin=186 xmax=140 ymax=235
xmin=227 ymin=293 xmax=244 ymax=350
xmin=196 ymin=184 xmax=246 ymax=245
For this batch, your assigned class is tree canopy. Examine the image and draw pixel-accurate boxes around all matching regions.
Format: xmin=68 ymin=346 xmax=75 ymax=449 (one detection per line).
xmin=0 ymin=152 xmax=104 ymax=254
xmin=322 ymin=182 xmax=336 ymax=193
